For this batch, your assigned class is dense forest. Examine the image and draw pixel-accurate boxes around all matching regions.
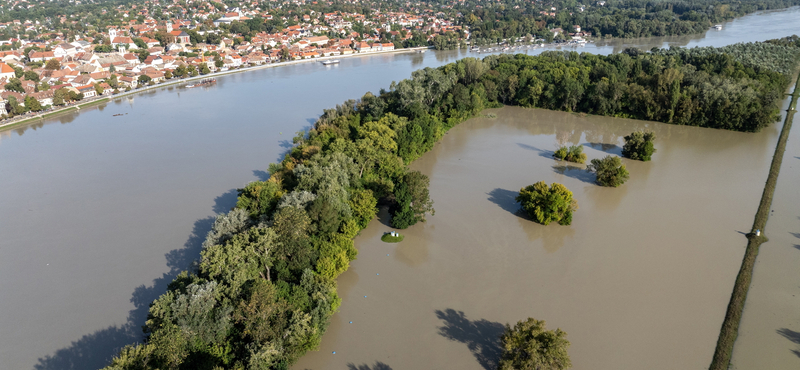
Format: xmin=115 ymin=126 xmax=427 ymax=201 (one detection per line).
xmin=461 ymin=0 xmax=800 ymax=44
xmin=103 ymin=39 xmax=800 ymax=370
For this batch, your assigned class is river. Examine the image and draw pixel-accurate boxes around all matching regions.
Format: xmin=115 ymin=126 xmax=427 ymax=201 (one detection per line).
xmin=1 ymin=6 xmax=800 ymax=370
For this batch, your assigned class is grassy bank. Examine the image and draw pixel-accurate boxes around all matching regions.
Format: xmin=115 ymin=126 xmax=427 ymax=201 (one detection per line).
xmin=709 ymin=71 xmax=800 ymax=370
xmin=381 ymin=233 xmax=405 ymax=243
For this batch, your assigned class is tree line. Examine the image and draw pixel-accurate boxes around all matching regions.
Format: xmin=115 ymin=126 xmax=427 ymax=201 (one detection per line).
xmin=102 ymin=39 xmax=799 ymax=369
xmin=459 ymin=0 xmax=800 ymax=43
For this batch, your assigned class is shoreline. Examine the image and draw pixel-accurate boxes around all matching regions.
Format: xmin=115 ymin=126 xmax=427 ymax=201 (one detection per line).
xmin=709 ymin=70 xmax=800 ymax=370
xmin=0 ymin=46 xmax=431 ymax=132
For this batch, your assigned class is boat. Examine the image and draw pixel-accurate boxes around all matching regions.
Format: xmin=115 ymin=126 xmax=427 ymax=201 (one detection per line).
xmin=321 ymin=60 xmax=340 ymax=65
xmin=714 ymin=24 xmax=723 ymax=30
xmin=187 ymin=78 xmax=216 ymax=88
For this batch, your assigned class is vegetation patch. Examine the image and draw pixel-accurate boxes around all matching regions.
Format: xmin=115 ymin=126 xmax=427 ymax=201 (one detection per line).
xmin=499 ymin=318 xmax=571 ymax=370
xmin=516 ymin=182 xmax=577 ymax=226
xmin=587 ymin=155 xmax=630 ymax=187
xmin=622 ymin=131 xmax=656 ymax=161
xmin=553 ymin=145 xmax=587 ymax=164
xmin=381 ymin=233 xmax=404 ymax=243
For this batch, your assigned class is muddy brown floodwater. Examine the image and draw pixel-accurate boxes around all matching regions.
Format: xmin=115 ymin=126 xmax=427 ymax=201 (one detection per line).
xmin=3 ymin=7 xmax=800 ymax=369
xmin=293 ymin=106 xmax=781 ymax=370
xmin=730 ymin=82 xmax=800 ymax=368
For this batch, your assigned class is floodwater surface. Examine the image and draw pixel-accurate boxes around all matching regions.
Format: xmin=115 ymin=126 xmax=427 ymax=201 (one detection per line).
xmin=292 ymin=107 xmax=780 ymax=370
xmin=730 ymin=86 xmax=800 ymax=368
xmin=2 ymin=6 xmax=800 ymax=370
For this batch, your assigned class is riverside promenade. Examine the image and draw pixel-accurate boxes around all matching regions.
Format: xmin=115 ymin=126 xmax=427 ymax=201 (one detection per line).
xmin=0 ymin=46 xmax=431 ymax=131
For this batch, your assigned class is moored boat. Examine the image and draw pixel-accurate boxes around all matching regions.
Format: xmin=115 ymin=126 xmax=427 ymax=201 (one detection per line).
xmin=187 ymin=78 xmax=216 ymax=88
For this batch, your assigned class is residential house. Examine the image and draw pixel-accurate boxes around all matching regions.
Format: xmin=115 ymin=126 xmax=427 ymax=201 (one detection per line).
xmin=77 ymin=84 xmax=97 ymax=98
xmin=28 ymin=51 xmax=55 ymax=62
xmin=0 ymin=62 xmax=16 ymax=80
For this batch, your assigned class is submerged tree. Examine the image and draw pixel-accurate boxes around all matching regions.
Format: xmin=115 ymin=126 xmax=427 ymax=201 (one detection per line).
xmin=622 ymin=131 xmax=656 ymax=161
xmin=516 ymin=182 xmax=577 ymax=226
xmin=498 ymin=318 xmax=572 ymax=370
xmin=587 ymin=156 xmax=630 ymax=187
xmin=553 ymin=145 xmax=587 ymax=164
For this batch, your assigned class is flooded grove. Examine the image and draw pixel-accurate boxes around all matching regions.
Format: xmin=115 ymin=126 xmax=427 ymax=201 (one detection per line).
xmin=1 ymin=6 xmax=800 ymax=370
xmin=293 ymin=106 xmax=782 ymax=370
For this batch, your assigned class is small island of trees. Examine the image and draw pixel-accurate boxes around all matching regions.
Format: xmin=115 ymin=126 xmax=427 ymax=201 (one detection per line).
xmin=498 ymin=318 xmax=572 ymax=370
xmin=622 ymin=131 xmax=657 ymax=161
xmin=553 ymin=145 xmax=587 ymax=164
xmin=516 ymin=182 xmax=578 ymax=226
xmin=588 ymin=156 xmax=631 ymax=187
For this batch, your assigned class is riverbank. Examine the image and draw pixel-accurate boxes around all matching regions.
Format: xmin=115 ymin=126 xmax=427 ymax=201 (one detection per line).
xmin=0 ymin=46 xmax=430 ymax=132
xmin=709 ymin=71 xmax=800 ymax=370
xmin=6 ymin=7 xmax=800 ymax=369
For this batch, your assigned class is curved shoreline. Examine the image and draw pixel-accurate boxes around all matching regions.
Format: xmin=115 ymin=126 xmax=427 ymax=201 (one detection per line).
xmin=0 ymin=46 xmax=431 ymax=132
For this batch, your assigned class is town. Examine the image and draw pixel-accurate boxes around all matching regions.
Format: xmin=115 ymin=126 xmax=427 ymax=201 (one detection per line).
xmin=0 ymin=0 xmax=603 ymax=121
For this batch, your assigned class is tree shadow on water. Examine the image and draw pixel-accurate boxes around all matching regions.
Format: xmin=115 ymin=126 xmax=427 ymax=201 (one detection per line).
xmin=33 ymin=191 xmax=235 ymax=369
xmin=213 ymin=188 xmax=239 ymax=214
xmin=435 ymin=309 xmax=505 ymax=370
xmin=553 ymin=165 xmax=595 ymax=184
xmin=253 ymin=170 xmax=270 ymax=181
xmin=486 ymin=188 xmax=525 ymax=219
xmin=777 ymin=328 xmax=800 ymax=358
xmin=346 ymin=361 xmax=394 ymax=370
xmin=584 ymin=142 xmax=622 ymax=156
xmin=516 ymin=143 xmax=555 ymax=159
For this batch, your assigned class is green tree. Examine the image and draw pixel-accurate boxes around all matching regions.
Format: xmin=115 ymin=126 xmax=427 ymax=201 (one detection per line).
xmin=516 ymin=182 xmax=577 ymax=226
xmin=53 ymin=88 xmax=69 ymax=106
xmin=6 ymin=95 xmax=25 ymax=115
xmin=498 ymin=318 xmax=572 ymax=370
xmin=175 ymin=65 xmax=187 ymax=78
xmin=23 ymin=70 xmax=39 ymax=82
xmin=24 ymin=95 xmax=42 ymax=112
xmin=45 ymin=58 xmax=60 ymax=70
xmin=138 ymin=75 xmax=151 ymax=84
xmin=348 ymin=188 xmax=378 ymax=229
xmin=622 ymin=131 xmax=656 ymax=161
xmin=132 ymin=37 xmax=148 ymax=49
xmin=164 ymin=70 xmax=173 ymax=79
xmin=587 ymin=155 xmax=630 ymax=187
xmin=391 ymin=170 xmax=434 ymax=229
xmin=201 ymin=63 xmax=210 ymax=75
xmin=94 ymin=83 xmax=104 ymax=96
xmin=553 ymin=145 xmax=586 ymax=164
xmin=135 ymin=48 xmax=150 ymax=62
xmin=94 ymin=44 xmax=113 ymax=53
xmin=5 ymin=78 xmax=24 ymax=93
xmin=236 ymin=180 xmax=284 ymax=219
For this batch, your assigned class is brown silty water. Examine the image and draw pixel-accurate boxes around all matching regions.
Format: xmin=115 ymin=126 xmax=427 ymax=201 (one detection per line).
xmin=293 ymin=106 xmax=779 ymax=370
xmin=730 ymin=80 xmax=800 ymax=369
xmin=3 ymin=7 xmax=800 ymax=369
